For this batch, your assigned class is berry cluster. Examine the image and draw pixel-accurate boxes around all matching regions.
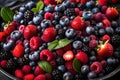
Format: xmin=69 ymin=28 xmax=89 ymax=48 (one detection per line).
xmin=0 ymin=0 xmax=120 ymax=80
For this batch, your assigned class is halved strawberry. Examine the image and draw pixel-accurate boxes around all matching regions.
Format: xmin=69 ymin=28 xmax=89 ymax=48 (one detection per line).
xmin=71 ymin=16 xmax=85 ymax=30
xmin=63 ymin=50 xmax=74 ymax=61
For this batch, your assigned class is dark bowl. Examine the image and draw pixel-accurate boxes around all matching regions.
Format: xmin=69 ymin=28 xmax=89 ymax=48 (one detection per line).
xmin=0 ymin=0 xmax=120 ymax=80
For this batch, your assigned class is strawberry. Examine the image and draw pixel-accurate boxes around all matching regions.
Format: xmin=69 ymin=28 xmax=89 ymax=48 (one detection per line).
xmin=102 ymin=19 xmax=111 ymax=29
xmin=43 ymin=27 xmax=56 ymax=42
xmin=102 ymin=34 xmax=110 ymax=41
xmin=22 ymin=65 xmax=32 ymax=74
xmin=0 ymin=32 xmax=7 ymax=42
xmin=23 ymin=74 xmax=35 ymax=80
xmin=0 ymin=60 xmax=7 ymax=68
xmin=15 ymin=69 xmax=24 ymax=79
xmin=63 ymin=50 xmax=74 ymax=61
xmin=24 ymin=25 xmax=37 ymax=40
xmin=40 ymin=49 xmax=53 ymax=61
xmin=34 ymin=74 xmax=46 ymax=80
xmin=4 ymin=21 xmax=18 ymax=35
xmin=97 ymin=41 xmax=113 ymax=57
xmin=97 ymin=0 xmax=108 ymax=6
xmin=34 ymin=66 xmax=44 ymax=76
xmin=105 ymin=7 xmax=119 ymax=20
xmin=71 ymin=16 xmax=85 ymax=30
xmin=30 ymin=37 xmax=42 ymax=50
xmin=75 ymin=52 xmax=88 ymax=64
xmin=12 ymin=44 xmax=24 ymax=58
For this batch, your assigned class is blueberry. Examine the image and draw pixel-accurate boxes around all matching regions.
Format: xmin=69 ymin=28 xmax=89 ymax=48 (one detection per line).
xmin=29 ymin=51 xmax=39 ymax=61
xmin=73 ymin=40 xmax=82 ymax=49
xmin=115 ymin=27 xmax=120 ymax=35
xmin=29 ymin=61 xmax=36 ymax=66
xmin=77 ymin=3 xmax=85 ymax=10
xmin=81 ymin=65 xmax=90 ymax=74
xmin=70 ymin=16 xmax=75 ymax=20
xmin=63 ymin=72 xmax=73 ymax=80
xmin=86 ymin=26 xmax=95 ymax=35
xmin=92 ymin=8 xmax=99 ymax=14
xmin=89 ymin=56 xmax=97 ymax=62
xmin=24 ymin=53 xmax=29 ymax=58
xmin=96 ymin=22 xmax=103 ymax=29
xmin=114 ymin=51 xmax=120 ymax=58
xmin=99 ymin=28 xmax=106 ymax=36
xmin=44 ymin=5 xmax=54 ymax=12
xmin=86 ymin=1 xmax=95 ymax=9
xmin=58 ymin=65 xmax=66 ymax=72
xmin=83 ymin=37 xmax=90 ymax=44
xmin=25 ymin=48 xmax=30 ymax=54
xmin=111 ymin=21 xmax=118 ymax=28
xmin=82 ymin=11 xmax=93 ymax=20
xmin=70 ymin=2 xmax=76 ymax=8
xmin=53 ymin=12 xmax=62 ymax=20
xmin=90 ymin=51 xmax=96 ymax=56
xmin=14 ymin=12 xmax=24 ymax=22
xmin=107 ymin=58 xmax=115 ymax=65
xmin=65 ymin=28 xmax=76 ymax=38
xmin=25 ymin=1 xmax=36 ymax=10
xmin=87 ymin=71 xmax=97 ymax=79
xmin=59 ymin=17 xmax=70 ymax=26
xmin=41 ymin=19 xmax=52 ymax=28
xmin=105 ymin=27 xmax=114 ymax=35
xmin=62 ymin=0 xmax=71 ymax=8
xmin=55 ymin=4 xmax=66 ymax=12
xmin=33 ymin=15 xmax=43 ymax=25
xmin=19 ymin=6 xmax=27 ymax=13
xmin=55 ymin=24 xmax=62 ymax=30
xmin=10 ymin=30 xmax=21 ymax=40
xmin=39 ymin=10 xmax=45 ymax=16
xmin=52 ymin=20 xmax=58 ymax=26
xmin=3 ymin=40 xmax=15 ymax=51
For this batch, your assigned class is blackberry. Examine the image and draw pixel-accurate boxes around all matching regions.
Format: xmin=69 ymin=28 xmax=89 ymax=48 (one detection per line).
xmin=64 ymin=8 xmax=75 ymax=17
xmin=56 ymin=57 xmax=65 ymax=66
xmin=18 ymin=57 xmax=29 ymax=67
xmin=82 ymin=44 xmax=91 ymax=54
xmin=52 ymin=69 xmax=63 ymax=80
xmin=111 ymin=35 xmax=120 ymax=47
xmin=104 ymin=64 xmax=114 ymax=74
xmin=6 ymin=59 xmax=17 ymax=72
xmin=0 ymin=51 xmax=12 ymax=61
xmin=53 ymin=12 xmax=62 ymax=20
xmin=24 ymin=10 xmax=34 ymax=21
xmin=75 ymin=74 xmax=84 ymax=80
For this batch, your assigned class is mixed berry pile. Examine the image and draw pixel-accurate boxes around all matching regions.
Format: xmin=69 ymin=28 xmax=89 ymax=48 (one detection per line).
xmin=0 ymin=0 xmax=120 ymax=80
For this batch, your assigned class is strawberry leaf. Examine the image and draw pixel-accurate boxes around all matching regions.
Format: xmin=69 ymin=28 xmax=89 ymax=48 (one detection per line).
xmin=48 ymin=40 xmax=59 ymax=50
xmin=32 ymin=1 xmax=44 ymax=13
xmin=1 ymin=7 xmax=14 ymax=22
xmin=72 ymin=58 xmax=81 ymax=72
xmin=38 ymin=61 xmax=52 ymax=73
xmin=54 ymin=39 xmax=71 ymax=49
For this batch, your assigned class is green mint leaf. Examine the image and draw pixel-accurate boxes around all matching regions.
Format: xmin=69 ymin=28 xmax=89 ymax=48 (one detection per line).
xmin=32 ymin=1 xmax=44 ymax=13
xmin=1 ymin=7 xmax=14 ymax=22
xmin=72 ymin=58 xmax=81 ymax=72
xmin=54 ymin=39 xmax=71 ymax=49
xmin=48 ymin=40 xmax=59 ymax=50
xmin=38 ymin=61 xmax=52 ymax=73
xmin=31 ymin=8 xmax=38 ymax=13
xmin=37 ymin=1 xmax=44 ymax=11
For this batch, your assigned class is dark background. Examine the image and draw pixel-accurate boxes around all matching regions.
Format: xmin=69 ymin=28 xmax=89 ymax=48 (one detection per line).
xmin=0 ymin=0 xmax=120 ymax=80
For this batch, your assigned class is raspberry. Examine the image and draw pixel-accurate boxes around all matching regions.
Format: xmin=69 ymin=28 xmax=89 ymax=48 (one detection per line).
xmin=19 ymin=25 xmax=25 ymax=34
xmin=44 ymin=12 xmax=54 ymax=20
xmin=40 ymin=49 xmax=53 ymax=61
xmin=90 ymin=62 xmax=103 ymax=74
xmin=30 ymin=36 xmax=42 ymax=50
xmin=0 ymin=60 xmax=7 ymax=68
xmin=63 ymin=43 xmax=72 ymax=51
xmin=89 ymin=35 xmax=96 ymax=40
xmin=45 ymin=73 xmax=52 ymax=80
xmin=22 ymin=65 xmax=32 ymax=74
xmin=56 ymin=48 xmax=64 ymax=57
xmin=50 ymin=60 xmax=57 ymax=68
xmin=89 ymin=40 xmax=98 ymax=49
xmin=34 ymin=66 xmax=44 ymax=76
xmin=102 ymin=34 xmax=110 ymax=41
xmin=15 ymin=69 xmax=24 ymax=79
